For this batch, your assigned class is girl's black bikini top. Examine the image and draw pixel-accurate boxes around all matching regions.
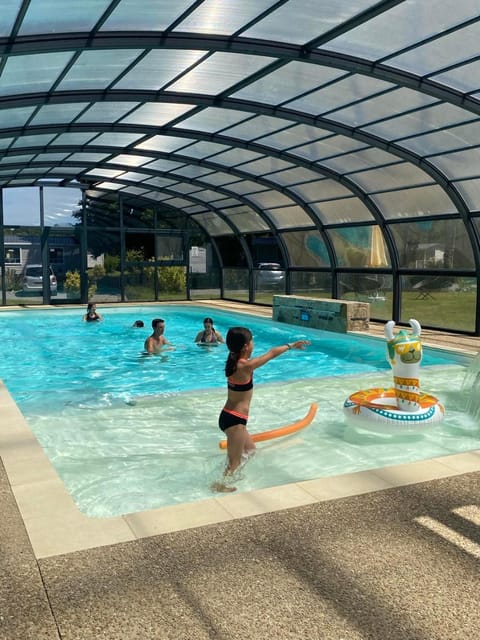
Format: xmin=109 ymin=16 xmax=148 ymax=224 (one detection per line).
xmin=227 ymin=374 xmax=253 ymax=392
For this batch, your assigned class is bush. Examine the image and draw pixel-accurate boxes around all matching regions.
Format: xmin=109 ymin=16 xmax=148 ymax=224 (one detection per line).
xmin=65 ymin=270 xmax=81 ymax=296
xmin=104 ymin=253 xmax=120 ymax=274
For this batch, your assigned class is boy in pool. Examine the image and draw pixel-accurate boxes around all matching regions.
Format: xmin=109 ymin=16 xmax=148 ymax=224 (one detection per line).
xmin=144 ymin=318 xmax=174 ymax=354
xmin=212 ymin=326 xmax=310 ymax=493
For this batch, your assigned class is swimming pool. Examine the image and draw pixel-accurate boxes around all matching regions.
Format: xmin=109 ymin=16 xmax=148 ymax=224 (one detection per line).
xmin=0 ymin=304 xmax=477 ymax=517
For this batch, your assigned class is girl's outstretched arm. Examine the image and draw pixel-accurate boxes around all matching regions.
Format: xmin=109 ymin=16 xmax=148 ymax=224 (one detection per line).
xmin=247 ymin=340 xmax=310 ymax=370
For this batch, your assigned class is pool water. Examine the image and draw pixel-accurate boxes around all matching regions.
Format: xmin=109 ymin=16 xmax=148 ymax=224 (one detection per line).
xmin=0 ymin=305 xmax=477 ymax=517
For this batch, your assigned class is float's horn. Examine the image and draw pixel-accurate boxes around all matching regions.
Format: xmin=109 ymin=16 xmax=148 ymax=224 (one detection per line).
xmin=409 ymin=318 xmax=421 ymax=337
xmin=384 ymin=320 xmax=395 ymax=341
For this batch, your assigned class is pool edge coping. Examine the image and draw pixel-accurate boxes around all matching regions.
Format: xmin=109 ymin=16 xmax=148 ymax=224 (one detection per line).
xmin=2 ymin=378 xmax=480 ymax=560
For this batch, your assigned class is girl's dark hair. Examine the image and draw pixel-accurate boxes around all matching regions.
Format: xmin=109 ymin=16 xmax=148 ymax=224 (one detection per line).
xmin=225 ymin=327 xmax=252 ymax=377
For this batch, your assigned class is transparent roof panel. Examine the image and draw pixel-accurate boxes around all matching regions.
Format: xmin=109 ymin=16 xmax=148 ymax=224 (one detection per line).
xmin=290 ymin=180 xmax=352 ymax=202
xmin=191 ymin=212 xmax=234 ymax=236
xmin=311 ymin=198 xmax=373 ymax=224
xmin=0 ymin=1 xmax=22 ymax=38
xmin=371 ymin=186 xmax=458 ymax=220
xmin=0 ymin=107 xmax=36 ymax=129
xmin=432 ymin=59 xmax=480 ymax=93
xmin=231 ymin=61 xmax=348 ymax=105
xmin=388 ymin=21 xmax=480 ymax=76
xmin=363 ymin=103 xmax=476 ymax=141
xmin=31 ymin=103 xmax=90 ymax=125
xmin=453 ymin=179 xmax=480 ymax=211
xmin=93 ymin=133 xmax=145 ymax=148
xmin=240 ymin=157 xmax=294 ymax=176
xmin=348 ymin=164 xmax=434 ymax=192
xmin=246 ymin=190 xmax=295 ymax=209
xmin=173 ymin=108 xmax=251 ymax=133
xmin=287 ymin=75 xmax=395 ymax=115
xmin=328 ymin=88 xmax=437 ymax=128
xmin=175 ymin=0 xmax=277 ymax=36
xmin=208 ymin=147 xmax=263 ymax=166
xmin=220 ymin=206 xmax=269 ymax=233
xmin=51 ymin=132 xmax=98 ymax=146
xmin=243 ymin=0 xmax=374 ymax=45
xmin=18 ymin=0 xmax=111 ymax=35
xmin=178 ymin=141 xmax=232 ymax=160
xmin=135 ymin=136 xmax=196 ymax=153
xmin=321 ymin=148 xmax=399 ymax=174
xmin=429 ymin=149 xmax=480 ymax=181
xmin=322 ymin=0 xmax=479 ymax=60
xmin=292 ymin=136 xmax=367 ymax=162
xmin=77 ymin=102 xmax=140 ymax=123
xmin=11 ymin=134 xmax=56 ymax=149
xmin=399 ymin=122 xmax=480 ymax=156
xmin=115 ymin=50 xmax=206 ymax=91
xmin=107 ymin=154 xmax=154 ymax=167
xmin=121 ymin=103 xmax=196 ymax=127
xmin=256 ymin=125 xmax=332 ymax=151
xmin=223 ymin=115 xmax=294 ymax=141
xmin=167 ymin=52 xmax=275 ymax=95
xmin=0 ymin=52 xmax=74 ymax=96
xmin=101 ymin=0 xmax=194 ymax=31
xmin=58 ymin=50 xmax=143 ymax=91
xmin=263 ymin=205 xmax=313 ymax=229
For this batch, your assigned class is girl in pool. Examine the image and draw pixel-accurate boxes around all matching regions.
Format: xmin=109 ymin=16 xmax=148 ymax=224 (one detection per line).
xmin=194 ymin=317 xmax=224 ymax=345
xmin=213 ymin=326 xmax=310 ymax=492
xmin=83 ymin=302 xmax=103 ymax=322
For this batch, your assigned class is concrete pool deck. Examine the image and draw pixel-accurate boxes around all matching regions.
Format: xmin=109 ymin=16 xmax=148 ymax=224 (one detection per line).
xmin=1 ymin=302 xmax=480 ymax=638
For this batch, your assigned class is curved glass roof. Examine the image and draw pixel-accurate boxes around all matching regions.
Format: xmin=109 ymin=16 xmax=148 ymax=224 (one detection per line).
xmin=0 ymin=0 xmax=479 ymax=271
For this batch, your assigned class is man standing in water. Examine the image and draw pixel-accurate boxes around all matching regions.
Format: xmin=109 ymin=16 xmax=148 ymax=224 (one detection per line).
xmin=144 ymin=318 xmax=173 ymax=354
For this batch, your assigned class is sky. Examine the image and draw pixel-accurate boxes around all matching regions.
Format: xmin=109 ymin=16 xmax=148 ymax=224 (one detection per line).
xmin=3 ymin=187 xmax=82 ymax=227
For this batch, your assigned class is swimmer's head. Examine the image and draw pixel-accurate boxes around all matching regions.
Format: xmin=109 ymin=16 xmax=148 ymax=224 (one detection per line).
xmin=133 ymin=320 xmax=144 ymax=328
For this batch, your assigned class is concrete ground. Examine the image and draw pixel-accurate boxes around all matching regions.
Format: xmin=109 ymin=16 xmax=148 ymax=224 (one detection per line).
xmin=1 ymin=303 xmax=479 ymax=639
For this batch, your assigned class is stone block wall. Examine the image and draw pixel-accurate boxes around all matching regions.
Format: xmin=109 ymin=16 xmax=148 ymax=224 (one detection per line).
xmin=272 ymin=295 xmax=369 ymax=333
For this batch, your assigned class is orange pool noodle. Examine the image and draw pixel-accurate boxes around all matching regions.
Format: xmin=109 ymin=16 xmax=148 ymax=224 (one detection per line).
xmin=218 ymin=403 xmax=318 ymax=450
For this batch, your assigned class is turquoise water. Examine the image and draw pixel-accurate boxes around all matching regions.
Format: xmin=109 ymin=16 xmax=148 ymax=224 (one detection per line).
xmin=0 ymin=305 xmax=478 ymax=517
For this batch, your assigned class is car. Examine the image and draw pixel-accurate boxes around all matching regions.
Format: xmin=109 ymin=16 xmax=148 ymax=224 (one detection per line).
xmin=255 ymin=262 xmax=285 ymax=287
xmin=22 ymin=264 xmax=57 ymax=295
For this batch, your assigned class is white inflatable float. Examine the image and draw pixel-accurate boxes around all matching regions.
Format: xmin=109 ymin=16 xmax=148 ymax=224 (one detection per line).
xmin=343 ymin=319 xmax=444 ymax=432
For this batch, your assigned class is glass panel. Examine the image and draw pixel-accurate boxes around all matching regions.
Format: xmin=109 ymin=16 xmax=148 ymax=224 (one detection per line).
xmin=243 ymin=0 xmax=374 ymax=44
xmin=223 ymin=206 xmax=269 ymax=233
xmin=223 ymin=115 xmax=293 ymax=141
xmin=175 ymin=0 xmax=276 ymax=35
xmin=3 ymin=187 xmax=40 ymax=225
xmin=390 ymin=219 xmax=474 ymax=269
xmin=372 ymin=186 xmax=457 ymax=219
xmin=400 ymin=275 xmax=476 ymax=333
xmin=397 ymin=121 xmax=480 ymax=156
xmin=52 ymin=132 xmax=98 ymax=146
xmin=241 ymin=157 xmax=294 ymax=175
xmin=329 ymin=88 xmax=437 ymax=127
xmin=0 ymin=107 xmax=35 ymax=129
xmin=168 ymin=52 xmax=274 ymax=94
xmin=191 ymin=212 xmax=233 ymax=236
xmin=291 ymin=271 xmax=331 ymax=299
xmin=454 ymin=179 xmax=480 ymax=211
xmin=208 ymin=147 xmax=262 ymax=166
xmin=136 ymin=135 xmax=195 ymax=153
xmin=430 ymin=148 xmax=480 ymax=180
xmin=0 ymin=0 xmax=22 ymax=37
xmin=78 ymin=102 xmax=139 ymax=123
xmin=102 ymin=0 xmax=193 ymax=31
xmin=180 ymin=141 xmax=231 ymax=159
xmin=173 ymin=165 xmax=213 ymax=179
xmin=263 ymin=205 xmax=313 ymax=229
xmin=224 ymin=181 xmax=268 ymax=196
xmin=433 ymin=59 xmax=480 ymax=92
xmin=349 ymin=164 xmax=434 ymax=192
xmin=58 ymin=50 xmax=143 ymax=91
xmin=328 ymin=226 xmax=391 ymax=268
xmin=12 ymin=134 xmax=56 ymax=149
xmin=247 ymin=191 xmax=295 ymax=209
xmin=19 ymin=0 xmax=111 ymax=34
xmin=31 ymin=103 xmax=90 ymax=125
xmin=339 ymin=273 xmax=392 ymax=320
xmin=106 ymin=154 xmax=153 ymax=167
xmin=321 ymin=148 xmax=398 ymax=174
xmin=173 ymin=107 xmax=250 ymax=133
xmin=282 ymin=230 xmax=330 ymax=267
xmin=93 ymin=132 xmax=145 ymax=148
xmin=267 ymin=167 xmax=326 ymax=187
xmin=199 ymin=172 xmax=242 ymax=187
xmin=4 ymin=226 xmax=44 ymax=305
xmin=287 ymin=75 xmax=394 ymax=115
xmin=389 ymin=22 xmax=480 ymax=76
xmin=310 ymin=199 xmax=373 ymax=224
xmin=322 ymin=0 xmax=478 ymax=60
xmin=293 ymin=135 xmax=367 ymax=161
xmin=364 ymin=103 xmax=474 ymax=140
xmin=290 ymin=180 xmax=352 ymax=201
xmin=86 ymin=228 xmax=121 ymax=302
xmin=115 ymin=50 xmax=205 ymax=90
xmin=43 ymin=187 xmax=82 ymax=227
xmin=224 ymin=268 xmax=249 ymax=302
xmin=122 ymin=102 xmax=196 ymax=126
xmin=256 ymin=124 xmax=332 ymax=150
xmin=0 ymin=52 xmax=74 ymax=96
